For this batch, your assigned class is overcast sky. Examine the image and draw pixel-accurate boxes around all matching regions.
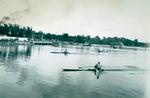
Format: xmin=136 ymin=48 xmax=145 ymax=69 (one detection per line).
xmin=0 ymin=0 xmax=150 ymax=42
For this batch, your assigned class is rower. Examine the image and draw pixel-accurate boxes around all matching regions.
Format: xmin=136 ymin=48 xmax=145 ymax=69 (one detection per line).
xmin=64 ymin=49 xmax=68 ymax=55
xmin=94 ymin=62 xmax=102 ymax=71
xmin=94 ymin=62 xmax=102 ymax=79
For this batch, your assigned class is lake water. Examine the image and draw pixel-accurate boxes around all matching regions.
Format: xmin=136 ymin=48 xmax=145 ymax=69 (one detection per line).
xmin=0 ymin=44 xmax=149 ymax=98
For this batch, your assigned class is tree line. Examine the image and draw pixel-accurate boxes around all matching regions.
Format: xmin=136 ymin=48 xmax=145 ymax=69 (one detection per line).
xmin=0 ymin=23 xmax=148 ymax=47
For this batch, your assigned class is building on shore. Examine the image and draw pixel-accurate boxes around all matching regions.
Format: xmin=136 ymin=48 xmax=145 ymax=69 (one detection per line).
xmin=0 ymin=34 xmax=28 ymax=42
xmin=110 ymin=42 xmax=124 ymax=49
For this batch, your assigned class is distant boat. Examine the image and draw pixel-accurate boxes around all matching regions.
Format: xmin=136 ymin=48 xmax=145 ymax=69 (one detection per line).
xmin=83 ymin=43 xmax=91 ymax=46
xmin=51 ymin=49 xmax=69 ymax=55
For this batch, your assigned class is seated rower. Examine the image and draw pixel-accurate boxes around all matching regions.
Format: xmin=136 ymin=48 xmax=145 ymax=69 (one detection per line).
xmin=94 ymin=62 xmax=102 ymax=71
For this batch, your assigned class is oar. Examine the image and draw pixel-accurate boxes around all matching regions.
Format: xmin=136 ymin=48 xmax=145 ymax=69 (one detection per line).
xmin=78 ymin=66 xmax=94 ymax=69
xmin=79 ymin=66 xmax=104 ymax=69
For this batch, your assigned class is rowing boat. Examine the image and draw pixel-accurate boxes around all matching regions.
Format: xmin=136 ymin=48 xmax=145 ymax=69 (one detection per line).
xmin=62 ymin=68 xmax=145 ymax=71
xmin=51 ymin=51 xmax=69 ymax=54
xmin=63 ymin=68 xmax=104 ymax=71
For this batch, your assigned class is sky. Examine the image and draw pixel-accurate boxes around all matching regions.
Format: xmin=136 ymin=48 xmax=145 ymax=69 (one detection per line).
xmin=0 ymin=0 xmax=150 ymax=42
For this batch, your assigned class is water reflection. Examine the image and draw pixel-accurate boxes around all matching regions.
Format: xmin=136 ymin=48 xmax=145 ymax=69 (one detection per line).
xmin=16 ymin=68 xmax=29 ymax=85
xmin=0 ymin=44 xmax=32 ymax=74
xmin=0 ymin=44 xmax=32 ymax=60
xmin=30 ymin=70 xmax=145 ymax=98
xmin=94 ymin=70 xmax=101 ymax=79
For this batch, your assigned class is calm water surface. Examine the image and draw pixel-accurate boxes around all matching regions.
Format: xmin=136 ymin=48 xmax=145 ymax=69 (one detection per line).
xmin=0 ymin=45 xmax=149 ymax=98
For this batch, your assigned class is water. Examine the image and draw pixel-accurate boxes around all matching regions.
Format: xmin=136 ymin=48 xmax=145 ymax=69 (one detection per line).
xmin=0 ymin=44 xmax=149 ymax=98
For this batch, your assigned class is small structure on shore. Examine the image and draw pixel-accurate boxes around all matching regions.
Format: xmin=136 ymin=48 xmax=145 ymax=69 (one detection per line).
xmin=0 ymin=34 xmax=16 ymax=40
xmin=0 ymin=34 xmax=28 ymax=42
xmin=110 ymin=42 xmax=124 ymax=49
xmin=83 ymin=42 xmax=91 ymax=46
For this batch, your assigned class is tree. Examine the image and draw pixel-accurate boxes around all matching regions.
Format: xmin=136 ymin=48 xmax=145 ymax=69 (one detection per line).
xmin=134 ymin=39 xmax=138 ymax=46
xmin=62 ymin=33 xmax=69 ymax=41
xmin=75 ymin=35 xmax=85 ymax=43
xmin=91 ymin=36 xmax=101 ymax=44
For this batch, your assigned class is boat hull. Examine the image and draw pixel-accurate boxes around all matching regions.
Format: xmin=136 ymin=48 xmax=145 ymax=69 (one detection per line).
xmin=63 ymin=68 xmax=103 ymax=71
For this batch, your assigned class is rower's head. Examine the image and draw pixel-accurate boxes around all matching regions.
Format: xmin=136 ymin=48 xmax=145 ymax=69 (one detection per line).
xmin=98 ymin=62 xmax=100 ymax=64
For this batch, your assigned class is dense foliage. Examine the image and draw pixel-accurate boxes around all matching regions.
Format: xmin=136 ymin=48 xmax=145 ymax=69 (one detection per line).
xmin=0 ymin=23 xmax=148 ymax=47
